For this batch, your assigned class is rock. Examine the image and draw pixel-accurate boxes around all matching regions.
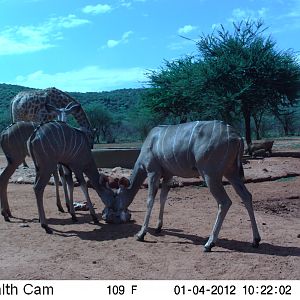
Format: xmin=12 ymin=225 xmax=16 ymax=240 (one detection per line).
xmin=19 ymin=223 xmax=30 ymax=228
xmin=287 ymin=195 xmax=300 ymax=200
xmin=73 ymin=201 xmax=89 ymax=211
xmin=17 ymin=176 xmax=24 ymax=183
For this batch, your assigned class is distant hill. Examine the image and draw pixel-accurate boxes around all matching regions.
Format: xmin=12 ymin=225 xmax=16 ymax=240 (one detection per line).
xmin=0 ymin=83 xmax=145 ymax=117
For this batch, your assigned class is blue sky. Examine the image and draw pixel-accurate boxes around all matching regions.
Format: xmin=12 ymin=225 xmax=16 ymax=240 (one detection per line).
xmin=0 ymin=0 xmax=300 ymax=92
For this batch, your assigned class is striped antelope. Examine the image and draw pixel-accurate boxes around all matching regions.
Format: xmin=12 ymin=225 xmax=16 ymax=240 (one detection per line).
xmin=115 ymin=120 xmax=261 ymax=252
xmin=28 ymin=121 xmax=115 ymax=234
xmin=0 ymin=103 xmax=81 ymax=221
xmin=44 ymin=102 xmax=83 ymax=214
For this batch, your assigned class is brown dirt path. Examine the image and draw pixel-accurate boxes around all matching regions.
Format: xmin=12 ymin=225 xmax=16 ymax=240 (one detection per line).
xmin=0 ymin=156 xmax=299 ymax=279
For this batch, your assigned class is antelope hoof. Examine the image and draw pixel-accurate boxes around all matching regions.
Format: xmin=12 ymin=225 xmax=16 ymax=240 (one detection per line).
xmin=1 ymin=211 xmax=10 ymax=222
xmin=252 ymin=238 xmax=261 ymax=248
xmin=155 ymin=226 xmax=162 ymax=234
xmin=42 ymin=224 xmax=53 ymax=234
xmin=58 ymin=206 xmax=65 ymax=213
xmin=203 ymin=242 xmax=215 ymax=252
xmin=135 ymin=233 xmax=145 ymax=242
xmin=92 ymin=216 xmax=99 ymax=224
xmin=4 ymin=216 xmax=11 ymax=222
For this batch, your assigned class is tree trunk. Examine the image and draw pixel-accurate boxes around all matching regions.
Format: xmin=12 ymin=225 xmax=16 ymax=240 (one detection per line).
xmin=243 ymin=109 xmax=252 ymax=145
xmin=283 ymin=122 xmax=289 ymax=136
xmin=253 ymin=118 xmax=261 ymax=140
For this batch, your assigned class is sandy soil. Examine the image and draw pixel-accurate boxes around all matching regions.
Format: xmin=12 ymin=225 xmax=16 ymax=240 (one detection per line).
xmin=0 ymin=154 xmax=299 ymax=280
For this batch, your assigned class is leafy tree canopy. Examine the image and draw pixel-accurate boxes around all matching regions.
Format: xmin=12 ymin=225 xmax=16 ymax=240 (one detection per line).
xmin=143 ymin=19 xmax=300 ymax=144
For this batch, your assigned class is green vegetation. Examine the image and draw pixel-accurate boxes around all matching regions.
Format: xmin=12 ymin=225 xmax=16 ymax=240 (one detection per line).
xmin=143 ymin=20 xmax=300 ymax=144
xmin=0 ymin=83 xmax=147 ymax=142
xmin=1 ymin=20 xmax=300 ymax=143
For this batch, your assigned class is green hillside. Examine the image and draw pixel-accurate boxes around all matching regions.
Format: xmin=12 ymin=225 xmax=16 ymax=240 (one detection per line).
xmin=70 ymin=88 xmax=144 ymax=115
xmin=1 ymin=83 xmax=299 ymax=142
xmin=0 ymin=83 xmax=144 ymax=117
xmin=0 ymin=83 xmax=148 ymax=142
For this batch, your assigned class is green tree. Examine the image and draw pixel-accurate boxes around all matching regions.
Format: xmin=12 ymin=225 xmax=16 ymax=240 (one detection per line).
xmin=197 ymin=20 xmax=300 ymax=144
xmin=145 ymin=57 xmax=211 ymax=123
xmin=143 ymin=20 xmax=300 ymax=144
xmin=0 ymin=111 xmax=10 ymax=132
xmin=85 ymin=103 xmax=116 ymax=143
xmin=128 ymin=102 xmax=161 ymax=139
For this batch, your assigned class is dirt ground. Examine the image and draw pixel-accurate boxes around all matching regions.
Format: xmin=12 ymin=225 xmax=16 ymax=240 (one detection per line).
xmin=0 ymin=141 xmax=299 ymax=280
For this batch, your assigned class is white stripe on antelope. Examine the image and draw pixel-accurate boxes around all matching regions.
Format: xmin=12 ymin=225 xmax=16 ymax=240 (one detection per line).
xmin=28 ymin=121 xmax=115 ymax=234
xmin=115 ymin=120 xmax=261 ymax=252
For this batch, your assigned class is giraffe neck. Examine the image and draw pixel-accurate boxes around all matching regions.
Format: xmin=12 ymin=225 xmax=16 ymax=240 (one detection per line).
xmin=72 ymin=108 xmax=93 ymax=131
xmin=47 ymin=88 xmax=92 ymax=130
xmin=11 ymin=88 xmax=93 ymax=132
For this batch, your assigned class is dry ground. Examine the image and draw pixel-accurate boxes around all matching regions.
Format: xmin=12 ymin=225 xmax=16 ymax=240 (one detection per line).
xmin=0 ymin=142 xmax=299 ymax=280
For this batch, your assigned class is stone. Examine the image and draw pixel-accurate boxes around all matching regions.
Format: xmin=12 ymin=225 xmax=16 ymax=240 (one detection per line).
xmin=17 ymin=176 xmax=24 ymax=183
xmin=19 ymin=223 xmax=30 ymax=228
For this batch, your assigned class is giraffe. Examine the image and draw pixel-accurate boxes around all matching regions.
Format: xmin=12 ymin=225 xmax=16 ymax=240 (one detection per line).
xmin=11 ymin=87 xmax=93 ymax=133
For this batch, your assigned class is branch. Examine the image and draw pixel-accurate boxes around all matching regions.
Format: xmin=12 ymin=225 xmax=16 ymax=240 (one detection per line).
xmin=178 ymin=35 xmax=197 ymax=43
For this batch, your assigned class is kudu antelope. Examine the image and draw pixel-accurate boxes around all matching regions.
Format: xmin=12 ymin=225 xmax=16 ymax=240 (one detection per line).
xmin=115 ymin=120 xmax=261 ymax=252
xmin=0 ymin=103 xmax=80 ymax=221
xmin=28 ymin=121 xmax=115 ymax=234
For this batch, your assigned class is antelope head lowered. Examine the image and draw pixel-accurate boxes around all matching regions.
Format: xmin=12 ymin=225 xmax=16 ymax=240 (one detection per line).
xmin=28 ymin=121 xmax=116 ymax=234
xmin=114 ymin=120 xmax=261 ymax=252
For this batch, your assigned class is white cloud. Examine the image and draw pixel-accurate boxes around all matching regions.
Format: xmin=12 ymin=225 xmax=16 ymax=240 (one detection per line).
xmin=104 ymin=30 xmax=133 ymax=48
xmin=0 ymin=15 xmax=90 ymax=55
xmin=120 ymin=1 xmax=132 ymax=8
xmin=271 ymin=1 xmax=300 ymax=33
xmin=107 ymin=39 xmax=120 ymax=48
xmin=51 ymin=14 xmax=90 ymax=29
xmin=82 ymin=4 xmax=112 ymax=14
xmin=122 ymin=30 xmax=133 ymax=40
xmin=277 ymin=1 xmax=300 ymax=19
xmin=178 ymin=25 xmax=198 ymax=35
xmin=228 ymin=7 xmax=268 ymax=23
xmin=10 ymin=66 xmax=147 ymax=92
